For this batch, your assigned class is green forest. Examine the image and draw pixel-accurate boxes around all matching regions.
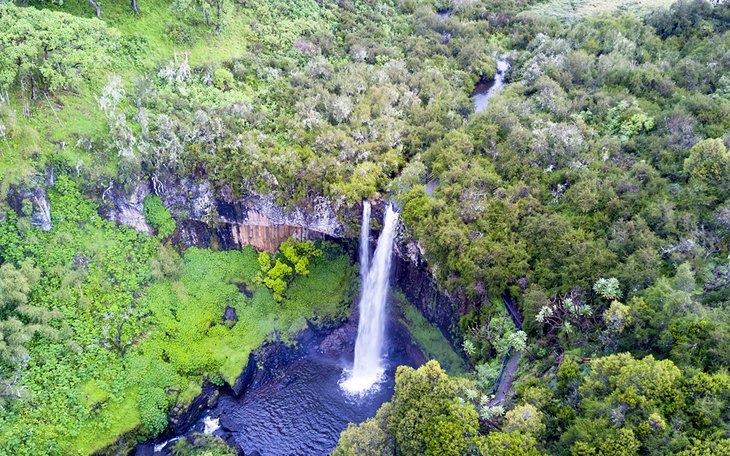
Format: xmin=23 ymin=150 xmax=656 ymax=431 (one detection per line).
xmin=0 ymin=0 xmax=729 ymax=454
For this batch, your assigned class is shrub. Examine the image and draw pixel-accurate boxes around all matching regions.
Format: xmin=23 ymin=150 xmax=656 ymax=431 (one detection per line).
xmin=143 ymin=195 xmax=176 ymax=238
xmin=213 ymin=68 xmax=235 ymax=91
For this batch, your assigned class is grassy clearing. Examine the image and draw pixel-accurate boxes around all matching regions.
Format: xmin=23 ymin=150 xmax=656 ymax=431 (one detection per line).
xmin=397 ymin=293 xmax=467 ymax=375
xmin=529 ymin=0 xmax=675 ymax=21
xmin=44 ymin=0 xmax=253 ymax=68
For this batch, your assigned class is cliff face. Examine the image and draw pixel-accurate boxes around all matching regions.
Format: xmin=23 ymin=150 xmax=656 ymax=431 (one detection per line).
xmin=105 ymin=179 xmax=460 ymax=335
xmin=6 ymin=182 xmax=53 ymax=232
xmin=105 ymin=178 xmax=343 ymax=252
xmin=394 ymin=239 xmax=459 ymax=339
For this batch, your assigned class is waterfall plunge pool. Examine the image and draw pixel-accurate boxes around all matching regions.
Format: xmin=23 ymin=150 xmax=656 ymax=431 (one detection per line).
xmin=140 ymin=203 xmax=423 ymax=455
xmin=142 ymin=317 xmax=420 ymax=456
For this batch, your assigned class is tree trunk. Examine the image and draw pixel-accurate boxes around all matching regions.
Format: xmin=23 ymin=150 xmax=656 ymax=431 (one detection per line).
xmin=88 ymin=0 xmax=102 ymax=17
xmin=131 ymin=0 xmax=138 ymax=13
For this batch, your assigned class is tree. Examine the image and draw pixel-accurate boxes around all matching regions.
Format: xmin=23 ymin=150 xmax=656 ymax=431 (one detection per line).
xmin=333 ymin=403 xmax=394 ymax=456
xmin=99 ymin=306 xmax=148 ymax=357
xmin=0 ymin=259 xmax=60 ymax=364
xmin=602 ymin=300 xmax=631 ymax=334
xmin=256 ymin=239 xmax=322 ymax=302
xmin=0 ymin=4 xmax=123 ymax=97
xmin=503 ymin=404 xmax=545 ymax=437
xmin=333 ymin=361 xmax=481 ymax=456
xmin=0 ymin=355 xmax=28 ymax=411
xmin=388 ymin=361 xmax=479 ymax=456
xmin=593 ymin=278 xmax=622 ymax=301
xmin=474 ymin=432 xmax=544 ymax=456
xmin=684 ymin=138 xmax=730 ymax=200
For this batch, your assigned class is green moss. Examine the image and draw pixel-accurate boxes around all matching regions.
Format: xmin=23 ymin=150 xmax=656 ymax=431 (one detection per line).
xmin=397 ymin=293 xmax=467 ymax=375
xmin=82 ymin=380 xmax=110 ymax=409
xmin=71 ymin=387 xmax=142 ymax=455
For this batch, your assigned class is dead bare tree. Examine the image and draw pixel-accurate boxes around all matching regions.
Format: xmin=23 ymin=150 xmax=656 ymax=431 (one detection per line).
xmin=100 ymin=307 xmax=148 ymax=357
xmin=0 ymin=356 xmax=29 ymax=412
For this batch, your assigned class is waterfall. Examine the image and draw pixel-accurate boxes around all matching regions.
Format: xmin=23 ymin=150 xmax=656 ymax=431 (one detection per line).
xmin=342 ymin=204 xmax=399 ymax=394
xmin=360 ymin=200 xmax=371 ymax=277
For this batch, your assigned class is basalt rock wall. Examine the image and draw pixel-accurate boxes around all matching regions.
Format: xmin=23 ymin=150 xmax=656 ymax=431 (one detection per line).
xmin=104 ymin=177 xmax=343 ymax=252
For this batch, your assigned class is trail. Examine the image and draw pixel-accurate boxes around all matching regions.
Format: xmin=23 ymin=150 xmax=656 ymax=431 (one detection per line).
xmin=489 ymin=293 xmax=522 ymax=405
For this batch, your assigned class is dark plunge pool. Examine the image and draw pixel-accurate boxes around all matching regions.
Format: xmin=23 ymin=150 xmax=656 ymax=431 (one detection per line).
xmin=145 ymin=319 xmax=422 ymax=456
xmin=215 ymin=349 xmax=407 ymax=455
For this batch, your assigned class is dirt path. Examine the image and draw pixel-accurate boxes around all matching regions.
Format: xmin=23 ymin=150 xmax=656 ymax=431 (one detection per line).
xmin=488 ymin=293 xmax=523 ymax=405
xmin=490 ymin=350 xmax=520 ymax=405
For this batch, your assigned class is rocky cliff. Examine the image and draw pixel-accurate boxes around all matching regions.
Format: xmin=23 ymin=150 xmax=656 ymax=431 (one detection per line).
xmin=104 ymin=177 xmax=343 ymax=252
xmin=105 ymin=179 xmax=460 ymax=339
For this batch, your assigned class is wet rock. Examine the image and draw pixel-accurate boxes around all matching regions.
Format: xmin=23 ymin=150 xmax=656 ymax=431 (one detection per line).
xmin=153 ymin=177 xmax=343 ymax=252
xmin=234 ymin=282 xmax=253 ymax=297
xmin=229 ymin=353 xmax=257 ymax=397
xmin=105 ymin=181 xmax=151 ymax=233
xmin=220 ymin=414 xmax=239 ymax=433
xmin=168 ymin=381 xmax=220 ymax=435
xmin=394 ymin=239 xmax=459 ymax=339
xmin=6 ymin=184 xmax=53 ymax=232
xmin=223 ymin=306 xmax=238 ymax=325
xmin=320 ymin=320 xmax=357 ymax=356
xmin=134 ymin=443 xmax=156 ymax=456
xmin=31 ymin=187 xmax=52 ymax=231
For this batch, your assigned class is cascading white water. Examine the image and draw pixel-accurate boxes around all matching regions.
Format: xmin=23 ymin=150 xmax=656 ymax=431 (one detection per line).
xmin=360 ymin=200 xmax=371 ymax=277
xmin=342 ymin=204 xmax=399 ymax=394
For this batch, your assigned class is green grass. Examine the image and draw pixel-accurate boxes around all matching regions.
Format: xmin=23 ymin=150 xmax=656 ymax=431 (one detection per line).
xmin=529 ymin=0 xmax=675 ymax=21
xmin=71 ymin=388 xmax=142 ymax=455
xmin=43 ymin=0 xmax=253 ymax=68
xmin=397 ymin=293 xmax=467 ymax=375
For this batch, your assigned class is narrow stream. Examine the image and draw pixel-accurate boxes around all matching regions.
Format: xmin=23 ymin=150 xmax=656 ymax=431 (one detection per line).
xmin=473 ymin=58 xmax=510 ymax=113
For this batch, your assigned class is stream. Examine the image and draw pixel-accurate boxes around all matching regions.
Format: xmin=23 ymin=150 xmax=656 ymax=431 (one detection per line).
xmin=473 ymin=58 xmax=510 ymax=113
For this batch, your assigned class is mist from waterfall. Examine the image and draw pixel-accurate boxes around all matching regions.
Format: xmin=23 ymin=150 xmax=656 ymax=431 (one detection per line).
xmin=342 ymin=204 xmax=399 ymax=395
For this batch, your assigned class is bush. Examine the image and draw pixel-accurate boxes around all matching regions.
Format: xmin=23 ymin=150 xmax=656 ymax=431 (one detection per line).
xmin=213 ymin=68 xmax=235 ymax=91
xmin=143 ymin=195 xmax=176 ymax=238
xmin=138 ymin=387 xmax=169 ymax=436
xmin=166 ymin=22 xmax=196 ymax=46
